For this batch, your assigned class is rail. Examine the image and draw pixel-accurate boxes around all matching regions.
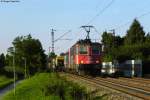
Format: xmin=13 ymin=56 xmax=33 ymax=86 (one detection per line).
xmin=67 ymin=74 xmax=150 ymax=100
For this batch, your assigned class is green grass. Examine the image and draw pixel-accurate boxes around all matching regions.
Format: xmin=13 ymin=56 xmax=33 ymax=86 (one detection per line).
xmin=0 ymin=76 xmax=13 ymax=89
xmin=3 ymin=73 xmax=107 ymax=100
xmin=2 ymin=73 xmax=87 ymax=100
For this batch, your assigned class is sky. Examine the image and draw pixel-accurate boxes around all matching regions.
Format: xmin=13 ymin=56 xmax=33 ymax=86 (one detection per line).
xmin=0 ymin=0 xmax=150 ymax=55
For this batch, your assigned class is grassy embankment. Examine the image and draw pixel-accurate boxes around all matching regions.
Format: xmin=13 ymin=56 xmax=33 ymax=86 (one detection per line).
xmin=3 ymin=73 xmax=105 ymax=100
xmin=0 ymin=76 xmax=13 ymax=89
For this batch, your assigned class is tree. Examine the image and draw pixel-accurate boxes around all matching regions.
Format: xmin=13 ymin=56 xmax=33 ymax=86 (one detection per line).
xmin=101 ymin=31 xmax=124 ymax=61
xmin=101 ymin=31 xmax=114 ymax=53
xmin=101 ymin=19 xmax=150 ymax=67
xmin=0 ymin=53 xmax=5 ymax=68
xmin=114 ymin=36 xmax=124 ymax=47
xmin=125 ymin=19 xmax=145 ymax=45
xmin=49 ymin=52 xmax=57 ymax=58
xmin=6 ymin=34 xmax=47 ymax=76
xmin=145 ymin=33 xmax=150 ymax=43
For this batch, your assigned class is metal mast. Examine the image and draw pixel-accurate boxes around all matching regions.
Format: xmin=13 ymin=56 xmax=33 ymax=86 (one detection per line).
xmin=51 ymin=29 xmax=56 ymax=53
xmin=81 ymin=25 xmax=94 ymax=39
xmin=109 ymin=29 xmax=115 ymax=36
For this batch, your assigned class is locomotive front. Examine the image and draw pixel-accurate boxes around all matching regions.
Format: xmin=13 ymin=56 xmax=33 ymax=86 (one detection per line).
xmin=64 ymin=39 xmax=102 ymax=75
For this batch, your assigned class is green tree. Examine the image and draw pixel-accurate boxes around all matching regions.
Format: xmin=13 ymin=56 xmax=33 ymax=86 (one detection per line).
xmin=0 ymin=53 xmax=5 ymax=68
xmin=101 ymin=31 xmax=124 ymax=61
xmin=125 ymin=19 xmax=145 ymax=45
xmin=114 ymin=45 xmax=142 ymax=62
xmin=101 ymin=31 xmax=114 ymax=53
xmin=115 ymin=36 xmax=124 ymax=47
xmin=101 ymin=19 xmax=149 ymax=64
xmin=49 ymin=52 xmax=57 ymax=58
xmin=145 ymin=33 xmax=150 ymax=43
xmin=6 ymin=34 xmax=47 ymax=76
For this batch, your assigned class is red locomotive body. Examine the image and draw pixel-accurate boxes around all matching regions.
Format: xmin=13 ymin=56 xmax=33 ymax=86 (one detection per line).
xmin=64 ymin=39 xmax=102 ymax=75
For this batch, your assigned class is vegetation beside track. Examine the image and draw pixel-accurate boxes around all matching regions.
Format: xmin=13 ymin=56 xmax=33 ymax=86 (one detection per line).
xmin=3 ymin=73 xmax=104 ymax=100
xmin=0 ymin=76 xmax=13 ymax=89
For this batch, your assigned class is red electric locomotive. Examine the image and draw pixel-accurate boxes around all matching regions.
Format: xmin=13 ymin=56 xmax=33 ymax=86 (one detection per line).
xmin=64 ymin=26 xmax=102 ymax=75
xmin=64 ymin=39 xmax=102 ymax=75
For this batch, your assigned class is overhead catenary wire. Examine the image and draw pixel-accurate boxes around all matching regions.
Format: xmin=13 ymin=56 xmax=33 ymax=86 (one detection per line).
xmin=87 ymin=0 xmax=116 ymax=25
xmin=95 ymin=0 xmax=105 ymax=10
xmin=80 ymin=0 xmax=116 ymax=42
xmin=62 ymin=0 xmax=115 ymax=43
xmin=114 ymin=11 xmax=150 ymax=30
xmin=70 ymin=28 xmax=84 ymax=41
xmin=93 ymin=27 xmax=102 ymax=41
xmin=52 ymin=0 xmax=116 ymax=54
xmin=93 ymin=27 xmax=100 ymax=35
xmin=54 ymin=30 xmax=72 ymax=42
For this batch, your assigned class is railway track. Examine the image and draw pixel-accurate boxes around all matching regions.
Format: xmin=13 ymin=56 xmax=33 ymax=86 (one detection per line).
xmin=68 ymin=74 xmax=150 ymax=100
xmin=119 ymin=77 xmax=150 ymax=86
xmin=100 ymin=77 xmax=150 ymax=92
xmin=135 ymin=78 xmax=150 ymax=81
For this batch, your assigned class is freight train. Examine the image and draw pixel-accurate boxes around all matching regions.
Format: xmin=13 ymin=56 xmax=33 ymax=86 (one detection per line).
xmin=52 ymin=25 xmax=143 ymax=78
xmin=48 ymin=56 xmax=65 ymax=72
xmin=62 ymin=39 xmax=143 ymax=77
xmin=55 ymin=56 xmax=65 ymax=72
xmin=52 ymin=40 xmax=143 ymax=77
xmin=54 ymin=41 xmax=143 ymax=77
xmin=64 ymin=39 xmax=102 ymax=75
xmin=101 ymin=60 xmax=143 ymax=77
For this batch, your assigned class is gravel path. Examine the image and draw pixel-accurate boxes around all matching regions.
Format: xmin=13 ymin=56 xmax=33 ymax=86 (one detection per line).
xmin=0 ymin=80 xmax=22 ymax=100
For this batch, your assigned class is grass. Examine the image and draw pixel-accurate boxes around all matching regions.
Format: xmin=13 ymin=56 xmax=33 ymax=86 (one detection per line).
xmin=3 ymin=73 xmax=107 ymax=100
xmin=0 ymin=76 xmax=14 ymax=89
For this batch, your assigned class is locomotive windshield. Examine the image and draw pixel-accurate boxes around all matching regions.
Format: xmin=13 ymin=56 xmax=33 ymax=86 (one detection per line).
xmin=92 ymin=46 xmax=100 ymax=55
xmin=79 ymin=45 xmax=87 ymax=54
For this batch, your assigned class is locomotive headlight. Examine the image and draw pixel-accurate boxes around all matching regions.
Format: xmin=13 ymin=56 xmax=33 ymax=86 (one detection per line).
xmin=96 ymin=60 xmax=99 ymax=63
xmin=81 ymin=60 xmax=84 ymax=64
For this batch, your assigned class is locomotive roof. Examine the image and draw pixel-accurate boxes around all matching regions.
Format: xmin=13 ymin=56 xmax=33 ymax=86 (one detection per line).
xmin=64 ymin=39 xmax=101 ymax=54
xmin=77 ymin=39 xmax=92 ymax=44
xmin=76 ymin=39 xmax=101 ymax=45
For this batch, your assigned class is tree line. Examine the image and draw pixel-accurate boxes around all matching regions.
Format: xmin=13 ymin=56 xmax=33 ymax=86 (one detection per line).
xmin=102 ymin=19 xmax=150 ymax=65
xmin=0 ymin=34 xmax=47 ymax=78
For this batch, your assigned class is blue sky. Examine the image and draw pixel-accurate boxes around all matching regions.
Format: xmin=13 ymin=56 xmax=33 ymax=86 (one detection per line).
xmin=0 ymin=0 xmax=150 ymax=55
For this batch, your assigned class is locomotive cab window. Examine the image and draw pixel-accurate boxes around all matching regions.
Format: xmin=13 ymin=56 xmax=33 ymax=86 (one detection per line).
xmin=92 ymin=46 xmax=100 ymax=55
xmin=79 ymin=45 xmax=87 ymax=54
